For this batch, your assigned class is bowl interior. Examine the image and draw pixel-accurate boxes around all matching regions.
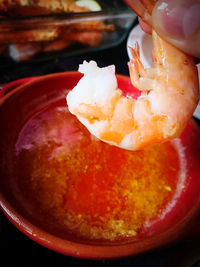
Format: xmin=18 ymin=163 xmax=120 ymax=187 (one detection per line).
xmin=0 ymin=72 xmax=200 ymax=259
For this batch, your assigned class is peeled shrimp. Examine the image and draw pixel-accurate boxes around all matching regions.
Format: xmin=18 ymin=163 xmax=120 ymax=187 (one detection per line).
xmin=67 ymin=2 xmax=199 ymax=151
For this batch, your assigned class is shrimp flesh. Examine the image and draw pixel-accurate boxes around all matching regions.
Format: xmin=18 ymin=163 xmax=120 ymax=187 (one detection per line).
xmin=66 ymin=1 xmax=199 ymax=151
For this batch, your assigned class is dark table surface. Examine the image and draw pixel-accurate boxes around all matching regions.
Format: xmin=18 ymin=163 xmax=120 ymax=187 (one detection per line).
xmin=0 ymin=27 xmax=200 ymax=267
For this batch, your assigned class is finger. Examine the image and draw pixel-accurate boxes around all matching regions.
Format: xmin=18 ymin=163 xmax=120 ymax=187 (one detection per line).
xmin=138 ymin=17 xmax=152 ymax=35
xmin=152 ymin=0 xmax=200 ymax=58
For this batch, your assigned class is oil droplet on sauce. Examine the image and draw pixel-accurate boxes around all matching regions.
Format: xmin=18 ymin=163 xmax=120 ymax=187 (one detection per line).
xmin=15 ymin=101 xmax=184 ymax=240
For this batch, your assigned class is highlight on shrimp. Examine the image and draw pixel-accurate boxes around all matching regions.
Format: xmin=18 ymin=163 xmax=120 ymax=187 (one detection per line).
xmin=66 ymin=0 xmax=199 ymax=151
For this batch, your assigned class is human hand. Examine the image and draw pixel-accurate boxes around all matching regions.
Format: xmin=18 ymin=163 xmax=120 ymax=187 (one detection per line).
xmin=139 ymin=0 xmax=200 ymax=58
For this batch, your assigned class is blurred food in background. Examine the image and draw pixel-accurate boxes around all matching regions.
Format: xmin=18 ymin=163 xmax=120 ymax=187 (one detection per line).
xmin=0 ymin=0 xmax=98 ymax=15
xmin=0 ymin=0 xmax=120 ymax=62
xmin=0 ymin=0 xmax=114 ymax=61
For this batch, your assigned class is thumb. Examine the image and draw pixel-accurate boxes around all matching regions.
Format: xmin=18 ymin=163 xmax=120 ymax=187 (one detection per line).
xmin=152 ymin=0 xmax=200 ymax=58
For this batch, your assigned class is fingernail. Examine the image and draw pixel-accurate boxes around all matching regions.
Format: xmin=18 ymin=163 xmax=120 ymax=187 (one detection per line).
xmin=153 ymin=0 xmax=200 ymax=39
xmin=182 ymin=5 xmax=200 ymax=38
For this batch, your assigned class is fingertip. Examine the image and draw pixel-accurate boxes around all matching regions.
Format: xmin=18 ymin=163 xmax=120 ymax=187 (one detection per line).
xmin=138 ymin=17 xmax=152 ymax=35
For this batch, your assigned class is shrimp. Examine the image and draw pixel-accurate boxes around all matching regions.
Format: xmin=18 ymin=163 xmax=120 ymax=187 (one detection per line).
xmin=66 ymin=0 xmax=199 ymax=151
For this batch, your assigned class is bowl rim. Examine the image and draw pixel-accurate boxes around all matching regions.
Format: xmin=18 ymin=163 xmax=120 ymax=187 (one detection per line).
xmin=0 ymin=72 xmax=200 ymax=259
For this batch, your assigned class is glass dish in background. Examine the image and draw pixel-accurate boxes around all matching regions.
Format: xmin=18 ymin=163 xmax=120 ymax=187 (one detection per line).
xmin=0 ymin=0 xmax=136 ymax=66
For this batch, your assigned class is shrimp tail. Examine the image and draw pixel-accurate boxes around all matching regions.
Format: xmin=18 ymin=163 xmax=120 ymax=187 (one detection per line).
xmin=128 ymin=44 xmax=144 ymax=91
xmin=128 ymin=43 xmax=155 ymax=92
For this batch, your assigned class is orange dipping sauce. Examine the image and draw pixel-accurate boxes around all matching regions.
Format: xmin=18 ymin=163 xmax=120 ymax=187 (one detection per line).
xmin=15 ymin=99 xmax=183 ymax=240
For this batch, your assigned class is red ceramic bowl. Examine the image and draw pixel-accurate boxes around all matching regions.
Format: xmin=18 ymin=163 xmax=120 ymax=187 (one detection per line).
xmin=0 ymin=72 xmax=200 ymax=259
